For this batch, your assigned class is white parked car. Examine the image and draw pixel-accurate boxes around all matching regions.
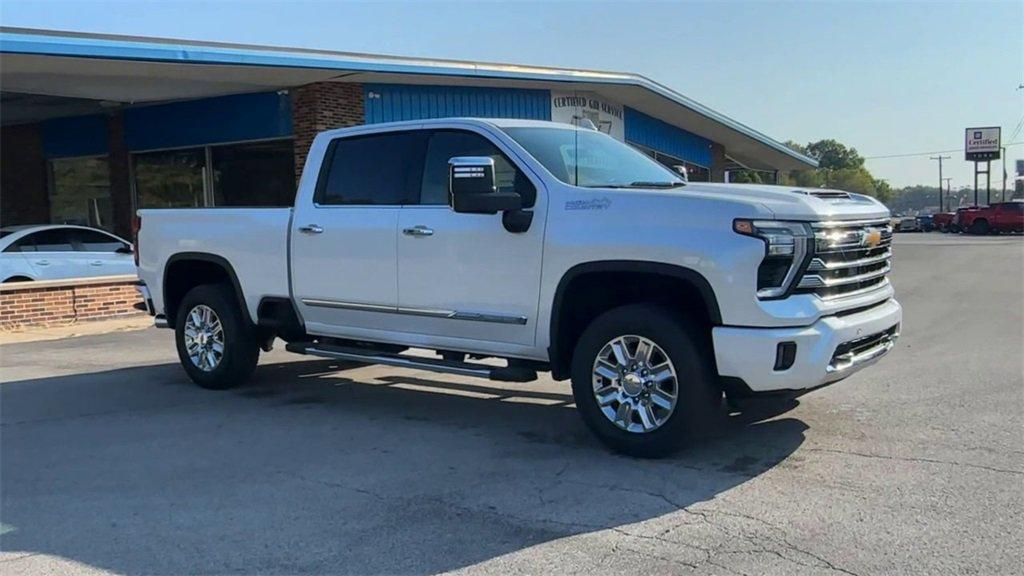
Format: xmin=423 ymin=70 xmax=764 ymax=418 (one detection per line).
xmin=898 ymin=217 xmax=920 ymax=232
xmin=136 ymin=118 xmax=900 ymax=456
xmin=0 ymin=225 xmax=136 ymax=282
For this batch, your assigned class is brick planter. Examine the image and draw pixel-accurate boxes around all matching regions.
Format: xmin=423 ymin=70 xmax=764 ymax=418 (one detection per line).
xmin=0 ymin=275 xmax=144 ymax=331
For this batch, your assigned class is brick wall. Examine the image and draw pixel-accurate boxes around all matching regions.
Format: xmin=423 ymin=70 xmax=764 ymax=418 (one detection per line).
xmin=0 ymin=276 xmax=143 ymax=331
xmin=291 ymin=82 xmax=364 ymax=182
xmin=0 ymin=123 xmax=49 ymax=226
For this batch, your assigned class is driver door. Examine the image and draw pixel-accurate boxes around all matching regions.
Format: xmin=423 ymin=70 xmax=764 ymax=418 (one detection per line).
xmin=396 ymin=128 xmax=546 ymax=350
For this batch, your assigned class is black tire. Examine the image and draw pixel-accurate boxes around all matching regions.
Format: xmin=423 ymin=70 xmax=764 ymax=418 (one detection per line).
xmin=570 ymin=304 xmax=722 ymax=457
xmin=969 ymin=219 xmax=989 ymax=235
xmin=175 ymin=284 xmax=259 ymax=389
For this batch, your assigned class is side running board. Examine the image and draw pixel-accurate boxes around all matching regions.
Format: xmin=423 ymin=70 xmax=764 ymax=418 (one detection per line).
xmin=284 ymin=341 xmax=538 ymax=383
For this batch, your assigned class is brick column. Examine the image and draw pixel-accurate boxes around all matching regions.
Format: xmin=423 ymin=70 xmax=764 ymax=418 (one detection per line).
xmin=0 ymin=123 xmax=49 ymax=226
xmin=710 ymin=142 xmax=727 ymax=183
xmin=291 ymin=82 xmax=365 ymax=183
xmin=107 ymin=112 xmax=133 ymax=238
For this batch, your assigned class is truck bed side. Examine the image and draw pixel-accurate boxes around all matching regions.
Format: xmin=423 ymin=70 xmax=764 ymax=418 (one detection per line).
xmin=137 ymin=208 xmax=293 ymax=323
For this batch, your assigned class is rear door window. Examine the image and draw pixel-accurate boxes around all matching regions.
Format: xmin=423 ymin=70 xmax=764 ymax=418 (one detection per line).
xmin=74 ymin=230 xmax=128 ymax=252
xmin=316 ymin=131 xmax=428 ymax=206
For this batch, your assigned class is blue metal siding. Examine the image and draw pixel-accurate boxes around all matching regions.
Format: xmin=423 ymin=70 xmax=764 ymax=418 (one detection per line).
xmin=624 ymin=107 xmax=712 ymax=167
xmin=364 ymin=84 xmax=551 ymax=124
xmin=124 ymin=91 xmax=292 ymax=151
xmin=41 ymin=114 xmax=108 ymax=158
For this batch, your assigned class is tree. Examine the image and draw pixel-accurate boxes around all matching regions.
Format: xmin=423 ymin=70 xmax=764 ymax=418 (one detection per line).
xmin=780 ymin=138 xmax=887 ymax=200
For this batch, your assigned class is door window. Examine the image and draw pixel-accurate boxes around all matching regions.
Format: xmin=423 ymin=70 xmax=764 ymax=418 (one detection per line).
xmin=419 ymin=130 xmax=535 ymax=206
xmin=316 ymin=132 xmax=427 ymax=205
xmin=26 ymin=229 xmax=75 ymax=252
xmin=74 ymin=229 xmax=128 ymax=253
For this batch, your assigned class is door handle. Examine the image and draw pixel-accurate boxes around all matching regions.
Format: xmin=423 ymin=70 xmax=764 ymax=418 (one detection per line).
xmin=90 ymin=260 xmax=103 ymax=266
xmin=402 ymin=226 xmax=434 ymax=237
xmin=298 ymin=224 xmax=324 ymax=234
xmin=34 ymin=260 xmax=50 ymax=266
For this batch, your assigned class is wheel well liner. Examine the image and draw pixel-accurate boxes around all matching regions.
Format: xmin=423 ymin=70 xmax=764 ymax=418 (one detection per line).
xmin=548 ymin=261 xmax=721 ymax=380
xmin=163 ymin=252 xmax=249 ymax=325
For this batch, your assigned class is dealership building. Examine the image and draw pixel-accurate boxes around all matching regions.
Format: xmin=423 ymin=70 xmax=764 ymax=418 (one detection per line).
xmin=1 ymin=27 xmax=817 ymax=238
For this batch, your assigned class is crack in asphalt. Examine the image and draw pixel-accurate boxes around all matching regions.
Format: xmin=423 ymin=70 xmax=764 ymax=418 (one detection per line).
xmin=808 ymin=446 xmax=1024 ymax=476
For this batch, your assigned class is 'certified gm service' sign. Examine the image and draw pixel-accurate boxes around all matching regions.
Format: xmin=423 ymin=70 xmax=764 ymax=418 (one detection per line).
xmin=965 ymin=127 xmax=1001 ymax=161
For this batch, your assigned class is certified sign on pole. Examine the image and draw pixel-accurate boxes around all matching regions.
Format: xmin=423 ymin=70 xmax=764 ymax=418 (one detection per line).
xmin=965 ymin=127 xmax=1001 ymax=161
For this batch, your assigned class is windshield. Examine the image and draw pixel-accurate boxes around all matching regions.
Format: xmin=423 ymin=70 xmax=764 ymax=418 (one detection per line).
xmin=502 ymin=127 xmax=685 ymax=189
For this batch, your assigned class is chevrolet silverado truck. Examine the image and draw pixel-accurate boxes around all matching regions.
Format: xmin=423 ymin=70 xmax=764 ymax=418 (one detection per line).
xmin=135 ymin=118 xmax=901 ymax=456
xmin=959 ymin=201 xmax=1024 ymax=234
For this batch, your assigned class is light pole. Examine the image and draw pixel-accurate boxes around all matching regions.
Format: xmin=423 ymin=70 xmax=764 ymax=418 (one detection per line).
xmin=943 ymin=177 xmax=952 ymax=210
xmin=1001 ymin=146 xmax=1007 ymax=202
xmin=931 ymin=155 xmax=950 ymax=211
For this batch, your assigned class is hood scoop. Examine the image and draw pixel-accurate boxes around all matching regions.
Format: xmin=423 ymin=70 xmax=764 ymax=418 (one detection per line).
xmin=791 ymin=189 xmax=851 ymax=200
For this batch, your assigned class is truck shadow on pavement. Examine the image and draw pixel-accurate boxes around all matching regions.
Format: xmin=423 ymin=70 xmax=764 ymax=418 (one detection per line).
xmin=1 ymin=358 xmax=807 ymax=575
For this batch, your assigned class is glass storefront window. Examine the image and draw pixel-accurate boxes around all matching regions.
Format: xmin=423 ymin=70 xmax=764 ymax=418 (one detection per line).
xmin=49 ymin=156 xmax=113 ymax=230
xmin=134 ymin=148 xmax=206 ymax=209
xmin=211 ymin=140 xmax=295 ymax=207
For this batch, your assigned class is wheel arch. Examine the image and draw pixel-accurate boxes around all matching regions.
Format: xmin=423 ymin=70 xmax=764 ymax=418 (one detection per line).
xmin=548 ymin=260 xmax=721 ymax=380
xmin=163 ymin=252 xmax=250 ymax=326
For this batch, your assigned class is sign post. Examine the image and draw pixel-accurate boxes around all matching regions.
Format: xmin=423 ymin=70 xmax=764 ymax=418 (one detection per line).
xmin=965 ymin=127 xmax=1001 ymax=206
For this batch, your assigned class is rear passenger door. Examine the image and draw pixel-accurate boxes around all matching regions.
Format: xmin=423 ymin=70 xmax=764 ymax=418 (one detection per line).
xmin=70 ymin=229 xmax=135 ymax=277
xmin=290 ymin=130 xmax=429 ymax=338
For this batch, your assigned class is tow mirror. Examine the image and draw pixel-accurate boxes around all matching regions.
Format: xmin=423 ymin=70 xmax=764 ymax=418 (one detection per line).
xmin=449 ymin=156 xmax=522 ymax=215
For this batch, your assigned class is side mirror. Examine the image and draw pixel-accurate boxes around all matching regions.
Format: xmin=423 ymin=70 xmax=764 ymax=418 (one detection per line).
xmin=449 ymin=156 xmax=522 ymax=214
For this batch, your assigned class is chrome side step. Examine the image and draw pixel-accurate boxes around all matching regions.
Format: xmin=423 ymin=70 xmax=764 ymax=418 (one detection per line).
xmin=284 ymin=341 xmax=538 ymax=382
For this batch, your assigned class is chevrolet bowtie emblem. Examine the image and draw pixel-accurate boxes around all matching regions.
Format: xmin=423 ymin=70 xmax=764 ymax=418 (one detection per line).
xmin=863 ymin=228 xmax=882 ymax=248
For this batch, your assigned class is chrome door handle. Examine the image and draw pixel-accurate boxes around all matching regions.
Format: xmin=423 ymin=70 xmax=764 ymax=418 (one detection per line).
xmin=89 ymin=260 xmax=103 ymax=266
xmin=402 ymin=226 xmax=434 ymax=237
xmin=35 ymin=260 xmax=50 ymax=266
xmin=298 ymin=224 xmax=324 ymax=234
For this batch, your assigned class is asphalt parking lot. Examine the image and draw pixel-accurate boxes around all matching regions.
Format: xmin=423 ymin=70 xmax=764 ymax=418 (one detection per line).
xmin=2 ymin=234 xmax=1022 ymax=575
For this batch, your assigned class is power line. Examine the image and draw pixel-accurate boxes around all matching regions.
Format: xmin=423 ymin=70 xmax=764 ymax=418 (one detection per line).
xmin=864 ymin=141 xmax=1024 ymax=160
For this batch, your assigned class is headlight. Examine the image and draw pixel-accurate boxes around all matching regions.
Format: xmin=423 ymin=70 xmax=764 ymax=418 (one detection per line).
xmin=734 ymin=219 xmax=812 ymax=299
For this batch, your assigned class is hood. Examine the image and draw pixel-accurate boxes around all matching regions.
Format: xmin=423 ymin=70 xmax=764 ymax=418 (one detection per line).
xmin=675 ymin=183 xmax=891 ymax=222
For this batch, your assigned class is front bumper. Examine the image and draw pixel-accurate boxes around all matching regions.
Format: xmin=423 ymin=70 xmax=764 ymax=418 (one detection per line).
xmin=712 ymin=299 xmax=901 ymax=392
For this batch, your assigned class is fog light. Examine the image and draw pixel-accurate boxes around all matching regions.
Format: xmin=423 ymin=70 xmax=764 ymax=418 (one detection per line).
xmin=774 ymin=342 xmax=797 ymax=371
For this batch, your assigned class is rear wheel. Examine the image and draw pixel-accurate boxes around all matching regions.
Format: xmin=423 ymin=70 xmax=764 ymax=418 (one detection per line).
xmin=175 ymin=284 xmax=259 ymax=389
xmin=570 ymin=304 xmax=722 ymax=457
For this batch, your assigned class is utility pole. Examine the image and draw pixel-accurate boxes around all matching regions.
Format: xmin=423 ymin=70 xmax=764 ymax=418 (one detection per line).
xmin=1001 ymin=146 xmax=1007 ymax=202
xmin=931 ymin=155 xmax=950 ymax=211
xmin=943 ymin=177 xmax=952 ymax=209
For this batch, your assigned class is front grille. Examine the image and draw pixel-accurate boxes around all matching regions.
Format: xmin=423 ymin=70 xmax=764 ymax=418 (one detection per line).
xmin=796 ymin=219 xmax=893 ymax=299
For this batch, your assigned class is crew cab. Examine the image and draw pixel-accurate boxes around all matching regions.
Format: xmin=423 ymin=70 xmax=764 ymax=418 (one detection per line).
xmin=135 ymin=118 xmax=901 ymax=456
xmin=959 ymin=201 xmax=1024 ymax=234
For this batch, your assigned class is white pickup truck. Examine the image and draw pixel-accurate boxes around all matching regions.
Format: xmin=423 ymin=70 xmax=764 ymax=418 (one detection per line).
xmin=136 ymin=118 xmax=900 ymax=456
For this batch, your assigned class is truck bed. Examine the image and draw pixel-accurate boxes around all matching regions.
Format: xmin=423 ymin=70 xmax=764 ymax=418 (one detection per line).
xmin=136 ymin=208 xmax=293 ymax=322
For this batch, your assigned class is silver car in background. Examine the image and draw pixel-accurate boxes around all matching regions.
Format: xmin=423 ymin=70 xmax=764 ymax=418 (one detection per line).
xmin=0 ymin=225 xmax=135 ymax=282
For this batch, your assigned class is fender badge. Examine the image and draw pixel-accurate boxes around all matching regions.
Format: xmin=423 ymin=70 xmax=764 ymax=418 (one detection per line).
xmin=565 ymin=197 xmax=612 ymax=211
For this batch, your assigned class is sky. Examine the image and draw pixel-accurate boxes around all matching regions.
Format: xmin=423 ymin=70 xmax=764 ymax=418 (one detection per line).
xmin=1 ymin=0 xmax=1021 ymax=188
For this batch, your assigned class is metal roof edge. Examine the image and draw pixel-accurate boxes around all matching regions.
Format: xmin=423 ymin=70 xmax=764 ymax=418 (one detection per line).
xmin=0 ymin=27 xmax=818 ymax=169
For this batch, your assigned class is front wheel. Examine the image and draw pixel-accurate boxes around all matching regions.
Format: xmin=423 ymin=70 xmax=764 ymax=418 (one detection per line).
xmin=175 ymin=284 xmax=259 ymax=389
xmin=570 ymin=304 xmax=722 ymax=457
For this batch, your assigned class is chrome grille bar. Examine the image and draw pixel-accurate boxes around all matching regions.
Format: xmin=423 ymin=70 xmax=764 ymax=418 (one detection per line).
xmin=797 ymin=219 xmax=893 ymax=299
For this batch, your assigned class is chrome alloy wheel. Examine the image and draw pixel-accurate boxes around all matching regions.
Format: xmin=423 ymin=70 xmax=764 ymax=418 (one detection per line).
xmin=184 ymin=304 xmax=225 ymax=372
xmin=592 ymin=335 xmax=679 ymax=433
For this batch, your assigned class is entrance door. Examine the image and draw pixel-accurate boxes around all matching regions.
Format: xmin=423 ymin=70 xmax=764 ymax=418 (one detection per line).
xmin=396 ymin=128 xmax=546 ymax=351
xmin=290 ymin=130 xmax=427 ymax=338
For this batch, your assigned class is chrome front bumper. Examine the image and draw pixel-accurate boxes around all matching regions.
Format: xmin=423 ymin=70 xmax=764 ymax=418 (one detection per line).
xmin=713 ymin=299 xmax=902 ymax=392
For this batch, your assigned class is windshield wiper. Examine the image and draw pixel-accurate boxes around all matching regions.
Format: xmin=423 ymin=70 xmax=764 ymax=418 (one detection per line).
xmin=629 ymin=181 xmax=686 ymax=188
xmin=581 ymin=181 xmax=686 ymax=189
